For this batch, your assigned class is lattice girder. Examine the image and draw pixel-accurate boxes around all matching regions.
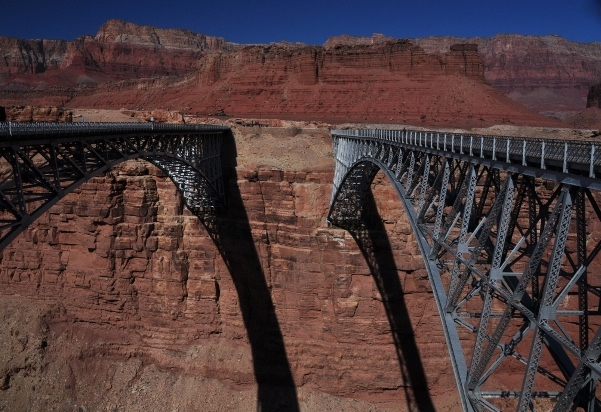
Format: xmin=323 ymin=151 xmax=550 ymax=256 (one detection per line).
xmin=0 ymin=122 xmax=228 ymax=252
xmin=328 ymin=129 xmax=601 ymax=412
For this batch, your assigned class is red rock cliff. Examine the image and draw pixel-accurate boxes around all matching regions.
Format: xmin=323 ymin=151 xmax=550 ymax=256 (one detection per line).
xmin=413 ymin=34 xmax=601 ymax=118
xmin=0 ymin=19 xmax=237 ymax=89
xmin=59 ymin=39 xmax=557 ymax=128
xmin=588 ymin=83 xmax=601 ymax=108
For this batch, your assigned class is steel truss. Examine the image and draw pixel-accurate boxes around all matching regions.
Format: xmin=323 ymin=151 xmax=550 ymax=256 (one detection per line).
xmin=328 ymin=128 xmax=601 ymax=411
xmin=0 ymin=122 xmax=228 ymax=251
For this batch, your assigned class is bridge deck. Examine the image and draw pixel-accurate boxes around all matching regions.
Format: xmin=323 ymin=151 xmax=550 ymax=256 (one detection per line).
xmin=333 ymin=128 xmax=601 ymax=189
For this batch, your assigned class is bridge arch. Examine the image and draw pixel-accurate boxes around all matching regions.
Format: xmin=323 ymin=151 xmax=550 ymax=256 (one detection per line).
xmin=328 ymin=129 xmax=601 ymax=411
xmin=0 ymin=122 xmax=227 ymax=251
xmin=0 ymin=121 xmax=301 ymax=411
xmin=329 ymin=152 xmax=469 ymax=409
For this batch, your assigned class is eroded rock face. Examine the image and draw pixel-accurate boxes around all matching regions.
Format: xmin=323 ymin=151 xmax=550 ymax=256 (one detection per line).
xmin=1 ymin=22 xmax=600 ymax=123
xmin=57 ymin=39 xmax=557 ymax=128
xmin=4 ymin=105 xmax=72 ymax=122
xmin=588 ymin=83 xmax=601 ymax=108
xmin=0 ymin=151 xmax=460 ymax=410
xmin=413 ymin=34 xmax=601 ymax=118
xmin=0 ymin=21 xmax=565 ymax=128
xmin=0 ymin=19 xmax=236 ymax=89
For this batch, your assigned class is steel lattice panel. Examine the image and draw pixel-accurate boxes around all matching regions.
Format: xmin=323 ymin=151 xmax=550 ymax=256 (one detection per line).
xmin=0 ymin=122 xmax=228 ymax=251
xmin=328 ymin=129 xmax=601 ymax=412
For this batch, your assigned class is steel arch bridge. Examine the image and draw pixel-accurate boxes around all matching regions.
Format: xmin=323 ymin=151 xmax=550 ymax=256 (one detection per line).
xmin=0 ymin=122 xmax=228 ymax=252
xmin=328 ymin=128 xmax=601 ymax=412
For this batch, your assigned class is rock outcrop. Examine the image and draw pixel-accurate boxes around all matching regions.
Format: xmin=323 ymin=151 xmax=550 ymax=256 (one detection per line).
xmin=1 ymin=22 xmax=600 ymax=122
xmin=54 ymin=39 xmax=556 ymax=128
xmin=412 ymin=35 xmax=601 ymax=118
xmin=0 ymin=19 xmax=236 ymax=89
xmin=3 ymin=105 xmax=72 ymax=122
xmin=0 ymin=21 xmax=581 ymax=128
xmin=588 ymin=83 xmax=601 ymax=108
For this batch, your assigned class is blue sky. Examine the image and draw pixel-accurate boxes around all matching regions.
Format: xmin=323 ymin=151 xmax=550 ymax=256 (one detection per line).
xmin=1 ymin=0 xmax=600 ymax=44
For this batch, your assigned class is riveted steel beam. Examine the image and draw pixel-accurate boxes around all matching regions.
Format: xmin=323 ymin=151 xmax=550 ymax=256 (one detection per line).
xmin=0 ymin=122 xmax=228 ymax=251
xmin=328 ymin=128 xmax=601 ymax=412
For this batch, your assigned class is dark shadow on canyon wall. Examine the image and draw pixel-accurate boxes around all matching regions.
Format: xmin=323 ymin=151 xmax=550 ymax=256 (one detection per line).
xmin=200 ymin=130 xmax=299 ymax=412
xmin=347 ymin=190 xmax=435 ymax=412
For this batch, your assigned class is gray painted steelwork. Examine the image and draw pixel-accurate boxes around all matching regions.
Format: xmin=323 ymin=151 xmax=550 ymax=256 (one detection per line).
xmin=328 ymin=128 xmax=601 ymax=412
xmin=0 ymin=122 xmax=228 ymax=251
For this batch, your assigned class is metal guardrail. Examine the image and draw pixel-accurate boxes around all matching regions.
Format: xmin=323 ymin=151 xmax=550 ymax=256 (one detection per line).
xmin=332 ymin=128 xmax=601 ymax=179
xmin=0 ymin=122 xmax=230 ymax=139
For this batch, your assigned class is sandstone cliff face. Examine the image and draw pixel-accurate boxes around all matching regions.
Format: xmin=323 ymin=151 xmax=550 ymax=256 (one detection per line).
xmin=0 ymin=126 xmax=461 ymax=411
xmin=0 ymin=37 xmax=68 ymax=78
xmin=0 ymin=19 xmax=236 ymax=89
xmin=588 ymin=83 xmax=601 ymax=108
xmin=1 ymin=22 xmax=600 ymax=122
xmin=0 ymin=21 xmax=574 ymax=127
xmin=3 ymin=105 xmax=72 ymax=122
xmin=413 ymin=35 xmax=601 ymax=118
xmin=58 ymin=39 xmax=557 ymax=128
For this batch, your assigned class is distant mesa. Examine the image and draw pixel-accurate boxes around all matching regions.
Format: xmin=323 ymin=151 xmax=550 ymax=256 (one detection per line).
xmin=0 ymin=20 xmax=600 ymax=127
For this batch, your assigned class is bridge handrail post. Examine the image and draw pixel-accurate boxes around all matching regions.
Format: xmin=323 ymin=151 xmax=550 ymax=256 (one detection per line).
xmin=460 ymin=134 xmax=464 ymax=154
xmin=523 ymin=140 xmax=527 ymax=166
xmin=563 ymin=142 xmax=568 ymax=173
xmin=492 ymin=137 xmax=497 ymax=161
xmin=470 ymin=136 xmax=473 ymax=156
xmin=437 ymin=133 xmax=440 ymax=150
xmin=591 ymin=145 xmax=596 ymax=178
xmin=541 ymin=141 xmax=546 ymax=169
xmin=480 ymin=136 xmax=483 ymax=158
xmin=506 ymin=139 xmax=510 ymax=163
xmin=452 ymin=134 xmax=455 ymax=153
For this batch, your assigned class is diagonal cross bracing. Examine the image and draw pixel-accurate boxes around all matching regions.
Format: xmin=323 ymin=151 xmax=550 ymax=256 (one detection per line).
xmin=328 ymin=128 xmax=601 ymax=412
xmin=0 ymin=122 xmax=229 ymax=252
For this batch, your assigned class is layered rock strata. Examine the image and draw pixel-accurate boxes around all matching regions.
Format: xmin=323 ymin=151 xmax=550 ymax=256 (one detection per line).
xmin=411 ymin=34 xmax=601 ymax=118
xmin=57 ymin=40 xmax=557 ymax=128
xmin=3 ymin=105 xmax=72 ymax=122
xmin=0 ymin=21 xmax=564 ymax=128
xmin=0 ymin=19 xmax=236 ymax=89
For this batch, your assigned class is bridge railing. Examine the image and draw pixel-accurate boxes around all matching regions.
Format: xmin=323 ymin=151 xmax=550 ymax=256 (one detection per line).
xmin=332 ymin=128 xmax=600 ymax=179
xmin=0 ymin=122 xmax=230 ymax=139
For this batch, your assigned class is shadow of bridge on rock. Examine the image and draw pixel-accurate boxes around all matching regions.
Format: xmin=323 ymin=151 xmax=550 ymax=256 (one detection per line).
xmin=345 ymin=189 xmax=436 ymax=412
xmin=198 ymin=130 xmax=299 ymax=412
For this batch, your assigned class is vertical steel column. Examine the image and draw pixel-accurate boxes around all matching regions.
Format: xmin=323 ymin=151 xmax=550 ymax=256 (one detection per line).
xmin=517 ymin=188 xmax=573 ymax=411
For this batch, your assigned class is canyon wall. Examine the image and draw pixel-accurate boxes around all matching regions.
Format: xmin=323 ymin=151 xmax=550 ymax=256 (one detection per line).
xmin=412 ymin=34 xmax=601 ymax=118
xmin=0 ymin=19 xmax=236 ymax=90
xmin=1 ymin=20 xmax=588 ymax=127
xmin=3 ymin=105 xmax=72 ymax=122
xmin=57 ymin=39 xmax=557 ymax=128
xmin=588 ymin=83 xmax=601 ymax=108
xmin=0 ymin=126 xmax=462 ymax=411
